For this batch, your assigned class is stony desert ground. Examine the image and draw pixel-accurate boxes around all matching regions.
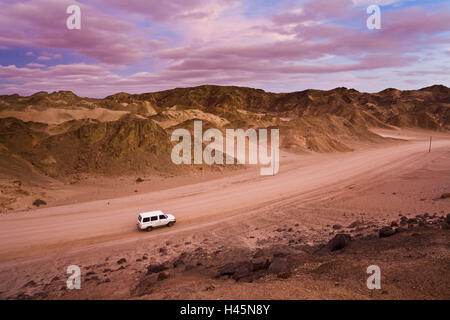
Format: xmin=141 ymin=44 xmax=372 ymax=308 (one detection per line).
xmin=0 ymin=128 xmax=448 ymax=300
xmin=0 ymin=85 xmax=449 ymax=300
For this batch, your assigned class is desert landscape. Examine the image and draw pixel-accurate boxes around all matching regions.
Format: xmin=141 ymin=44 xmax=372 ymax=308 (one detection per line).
xmin=0 ymin=85 xmax=449 ymax=300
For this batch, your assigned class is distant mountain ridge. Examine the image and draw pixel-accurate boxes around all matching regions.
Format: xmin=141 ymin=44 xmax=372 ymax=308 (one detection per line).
xmin=0 ymin=85 xmax=448 ymax=185
xmin=1 ymin=84 xmax=448 ymax=130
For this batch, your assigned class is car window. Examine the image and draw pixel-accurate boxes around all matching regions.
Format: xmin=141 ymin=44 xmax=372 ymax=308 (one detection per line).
xmin=142 ymin=217 xmax=150 ymax=223
xmin=138 ymin=216 xmax=142 ymax=222
xmin=151 ymin=216 xmax=158 ymax=221
xmin=159 ymin=215 xmax=166 ymax=220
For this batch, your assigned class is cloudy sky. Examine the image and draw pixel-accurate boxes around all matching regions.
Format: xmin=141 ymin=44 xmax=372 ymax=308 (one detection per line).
xmin=0 ymin=0 xmax=449 ymax=97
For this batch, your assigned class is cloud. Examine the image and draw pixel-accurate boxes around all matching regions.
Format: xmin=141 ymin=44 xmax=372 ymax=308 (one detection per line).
xmin=26 ymin=63 xmax=46 ymax=68
xmin=0 ymin=0 xmax=151 ymax=64
xmin=0 ymin=0 xmax=449 ymax=96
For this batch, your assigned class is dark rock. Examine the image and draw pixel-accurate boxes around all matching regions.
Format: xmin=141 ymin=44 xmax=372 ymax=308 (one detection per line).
xmin=268 ymin=257 xmax=289 ymax=275
xmin=446 ymin=214 xmax=450 ymax=224
xmin=379 ymin=227 xmax=395 ymax=238
xmin=117 ymin=258 xmax=127 ymax=265
xmin=157 ymin=271 xmax=170 ymax=281
xmin=395 ymin=227 xmax=407 ymax=233
xmin=328 ymin=234 xmax=351 ymax=251
xmin=332 ymin=224 xmax=343 ymax=230
xmin=232 ymin=262 xmax=252 ymax=281
xmin=219 ymin=262 xmax=238 ymax=276
xmin=147 ymin=264 xmax=164 ymax=274
xmin=251 ymin=257 xmax=271 ymax=271
xmin=173 ymin=252 xmax=187 ymax=268
xmin=390 ymin=221 xmax=398 ymax=227
xmin=32 ymin=199 xmax=47 ymax=207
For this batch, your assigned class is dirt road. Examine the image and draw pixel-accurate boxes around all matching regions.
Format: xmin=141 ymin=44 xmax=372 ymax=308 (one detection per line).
xmin=0 ymin=134 xmax=449 ymax=263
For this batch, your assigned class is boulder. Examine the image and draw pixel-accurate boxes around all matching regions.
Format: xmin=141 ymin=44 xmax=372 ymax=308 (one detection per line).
xmin=379 ymin=227 xmax=395 ymax=238
xmin=147 ymin=264 xmax=164 ymax=274
xmin=328 ymin=234 xmax=351 ymax=251
xmin=268 ymin=257 xmax=289 ymax=275
xmin=232 ymin=262 xmax=252 ymax=281
xmin=251 ymin=257 xmax=271 ymax=271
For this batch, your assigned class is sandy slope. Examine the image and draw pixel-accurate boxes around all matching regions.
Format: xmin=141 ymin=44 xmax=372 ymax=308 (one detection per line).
xmin=0 ymin=131 xmax=449 ymax=263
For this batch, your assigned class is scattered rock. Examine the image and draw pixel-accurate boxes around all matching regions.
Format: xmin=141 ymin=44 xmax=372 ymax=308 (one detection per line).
xmin=173 ymin=252 xmax=187 ymax=267
xmin=117 ymin=258 xmax=127 ymax=265
xmin=348 ymin=220 xmax=362 ymax=228
xmin=136 ymin=178 xmax=144 ymax=183
xmin=379 ymin=227 xmax=395 ymax=238
xmin=328 ymin=234 xmax=351 ymax=251
xmin=440 ymin=193 xmax=450 ymax=199
xmin=134 ymin=274 xmax=158 ymax=296
xmin=157 ymin=271 xmax=170 ymax=281
xmin=332 ymin=225 xmax=343 ymax=230
xmin=32 ymin=199 xmax=47 ymax=207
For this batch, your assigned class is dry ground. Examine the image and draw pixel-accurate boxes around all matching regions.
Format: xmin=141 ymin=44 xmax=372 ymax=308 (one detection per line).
xmin=0 ymin=128 xmax=449 ymax=300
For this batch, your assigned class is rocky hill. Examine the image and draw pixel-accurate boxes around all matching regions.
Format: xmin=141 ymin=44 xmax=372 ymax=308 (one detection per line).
xmin=0 ymin=84 xmax=448 ymax=184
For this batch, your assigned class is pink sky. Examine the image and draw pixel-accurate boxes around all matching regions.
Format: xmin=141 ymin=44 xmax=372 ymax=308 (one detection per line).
xmin=0 ymin=0 xmax=449 ymax=97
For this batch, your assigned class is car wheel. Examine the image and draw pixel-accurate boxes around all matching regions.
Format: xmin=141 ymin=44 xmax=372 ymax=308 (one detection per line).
xmin=167 ymin=222 xmax=174 ymax=227
xmin=146 ymin=226 xmax=153 ymax=232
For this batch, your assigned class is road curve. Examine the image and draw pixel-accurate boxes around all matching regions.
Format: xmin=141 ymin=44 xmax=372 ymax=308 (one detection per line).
xmin=1 ymin=138 xmax=449 ymax=262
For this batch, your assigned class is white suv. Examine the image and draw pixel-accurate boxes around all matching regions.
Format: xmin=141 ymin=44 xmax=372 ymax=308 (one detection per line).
xmin=137 ymin=210 xmax=176 ymax=232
